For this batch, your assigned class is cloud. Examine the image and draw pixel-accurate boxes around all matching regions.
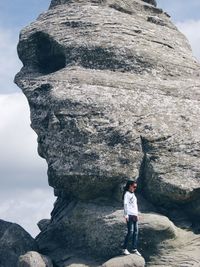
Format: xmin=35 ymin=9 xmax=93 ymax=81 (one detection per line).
xmin=176 ymin=20 xmax=200 ymax=61
xmin=0 ymin=25 xmax=55 ymax=238
xmin=0 ymin=188 xmax=55 ymax=237
xmin=157 ymin=1 xmax=200 ymax=61
xmin=0 ymin=92 xmax=55 ymax=236
xmin=0 ymin=92 xmax=48 ymax=188
xmin=0 ymin=27 xmax=22 ymax=94
xmin=0 ymin=3 xmax=55 ymax=239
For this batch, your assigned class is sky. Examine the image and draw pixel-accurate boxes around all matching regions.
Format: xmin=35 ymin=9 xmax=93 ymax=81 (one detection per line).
xmin=0 ymin=0 xmax=200 ymax=237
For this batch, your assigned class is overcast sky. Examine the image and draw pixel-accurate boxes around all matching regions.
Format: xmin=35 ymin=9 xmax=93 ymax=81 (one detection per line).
xmin=0 ymin=0 xmax=200 ymax=237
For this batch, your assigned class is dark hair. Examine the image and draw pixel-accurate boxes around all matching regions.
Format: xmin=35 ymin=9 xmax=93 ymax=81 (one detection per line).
xmin=122 ymin=180 xmax=137 ymax=200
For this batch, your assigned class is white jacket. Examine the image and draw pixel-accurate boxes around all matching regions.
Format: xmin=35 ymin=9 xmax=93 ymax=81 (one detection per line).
xmin=124 ymin=191 xmax=138 ymax=218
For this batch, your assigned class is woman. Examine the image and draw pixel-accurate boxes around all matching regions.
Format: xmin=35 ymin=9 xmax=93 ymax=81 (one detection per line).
xmin=122 ymin=180 xmax=141 ymax=256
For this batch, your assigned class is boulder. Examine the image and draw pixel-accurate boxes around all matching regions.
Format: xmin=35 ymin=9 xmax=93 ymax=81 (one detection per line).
xmin=36 ymin=199 xmax=176 ymax=260
xmin=0 ymin=219 xmax=37 ymax=267
xmin=102 ymin=254 xmax=145 ymax=267
xmin=18 ymin=251 xmax=53 ymax=267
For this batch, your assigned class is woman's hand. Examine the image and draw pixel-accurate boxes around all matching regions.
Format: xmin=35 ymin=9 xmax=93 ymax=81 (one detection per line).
xmin=124 ymin=215 xmax=129 ymax=222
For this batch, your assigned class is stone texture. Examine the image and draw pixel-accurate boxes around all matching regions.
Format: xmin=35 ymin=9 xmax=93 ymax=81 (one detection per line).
xmin=36 ymin=247 xmax=101 ymax=267
xmin=49 ymin=0 xmax=157 ymax=9
xmin=15 ymin=0 xmax=200 ymax=211
xmin=37 ymin=219 xmax=51 ymax=232
xmin=142 ymin=0 xmax=157 ymax=7
xmin=0 ymin=219 xmax=37 ymax=267
xmin=102 ymin=254 xmax=145 ymax=267
xmin=35 ymin=197 xmax=178 ymax=265
xmin=18 ymin=251 xmax=53 ymax=267
xmin=148 ymin=228 xmax=200 ymax=267
xmin=15 ymin=0 xmax=200 ymax=266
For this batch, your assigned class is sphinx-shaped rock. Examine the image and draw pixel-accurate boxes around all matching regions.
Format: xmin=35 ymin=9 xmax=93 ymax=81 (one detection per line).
xmin=15 ymin=0 xmax=200 ymax=265
xmin=15 ymin=0 xmax=200 ymax=213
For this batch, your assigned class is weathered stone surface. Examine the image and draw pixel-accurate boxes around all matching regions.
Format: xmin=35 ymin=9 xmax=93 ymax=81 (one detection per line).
xmin=102 ymin=254 xmax=145 ymax=267
xmin=15 ymin=0 xmax=200 ymax=266
xmin=148 ymin=228 xmax=200 ymax=267
xmin=35 ymin=198 xmax=200 ymax=266
xmin=49 ymin=0 xmax=157 ymax=9
xmin=18 ymin=251 xmax=53 ymax=267
xmin=16 ymin=1 xmax=200 ymax=211
xmin=35 ymin=247 xmax=101 ymax=267
xmin=0 ymin=219 xmax=37 ymax=267
xmin=15 ymin=0 xmax=200 ymax=212
xmin=142 ymin=0 xmax=157 ymax=7
xmin=36 ymin=199 xmax=175 ymax=262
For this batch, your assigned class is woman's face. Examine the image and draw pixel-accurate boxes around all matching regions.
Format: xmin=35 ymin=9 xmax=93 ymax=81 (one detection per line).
xmin=129 ymin=183 xmax=137 ymax=192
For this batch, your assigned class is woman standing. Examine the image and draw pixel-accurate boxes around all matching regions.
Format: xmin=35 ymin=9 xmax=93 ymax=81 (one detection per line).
xmin=122 ymin=180 xmax=141 ymax=256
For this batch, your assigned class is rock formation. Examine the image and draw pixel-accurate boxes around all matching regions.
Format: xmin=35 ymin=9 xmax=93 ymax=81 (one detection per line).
xmin=102 ymin=254 xmax=145 ymax=267
xmin=18 ymin=251 xmax=53 ymax=267
xmin=15 ymin=0 xmax=200 ymax=266
xmin=0 ymin=219 xmax=37 ymax=267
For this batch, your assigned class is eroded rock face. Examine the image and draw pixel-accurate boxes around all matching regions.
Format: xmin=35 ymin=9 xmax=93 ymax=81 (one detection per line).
xmin=15 ymin=0 xmax=200 ymax=265
xmin=15 ymin=0 xmax=200 ymax=210
xmin=36 ymin=200 xmax=176 ymax=260
xmin=49 ymin=0 xmax=157 ymax=9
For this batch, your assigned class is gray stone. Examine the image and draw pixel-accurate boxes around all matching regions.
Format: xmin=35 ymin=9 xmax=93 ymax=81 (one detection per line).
xmin=147 ymin=228 xmax=200 ymax=266
xmin=36 ymin=247 xmax=101 ymax=267
xmin=15 ymin=0 xmax=200 ymax=213
xmin=15 ymin=0 xmax=200 ymax=266
xmin=49 ymin=0 xmax=157 ymax=9
xmin=102 ymin=254 xmax=145 ymax=267
xmin=0 ymin=219 xmax=37 ymax=267
xmin=37 ymin=219 xmax=51 ymax=232
xmin=147 ymin=16 xmax=166 ymax=26
xmin=142 ymin=0 xmax=157 ymax=7
xmin=36 ymin=199 xmax=176 ymax=261
xmin=18 ymin=251 xmax=53 ymax=267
